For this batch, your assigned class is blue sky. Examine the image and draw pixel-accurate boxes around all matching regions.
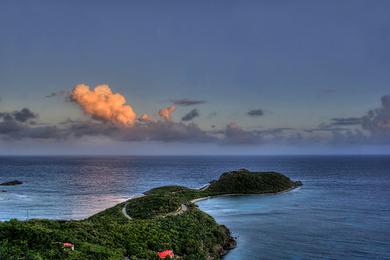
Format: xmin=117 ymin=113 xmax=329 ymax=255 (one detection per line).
xmin=0 ymin=0 xmax=390 ymax=154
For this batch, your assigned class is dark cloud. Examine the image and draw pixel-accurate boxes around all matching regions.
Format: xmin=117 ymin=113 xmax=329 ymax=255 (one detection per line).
xmin=62 ymin=120 xmax=216 ymax=143
xmin=223 ymin=123 xmax=262 ymax=144
xmin=171 ymin=98 xmax=206 ymax=106
xmin=0 ymin=107 xmax=215 ymax=143
xmin=0 ymin=108 xmax=304 ymax=146
xmin=0 ymin=108 xmax=291 ymax=145
xmin=0 ymin=108 xmax=59 ymax=140
xmin=310 ymin=95 xmax=390 ymax=144
xmin=181 ymin=109 xmax=199 ymax=121
xmin=221 ymin=124 xmax=293 ymax=145
xmin=0 ymin=120 xmax=58 ymax=140
xmin=0 ymin=116 xmax=217 ymax=144
xmin=247 ymin=109 xmax=264 ymax=117
xmin=361 ymin=95 xmax=390 ymax=142
xmin=0 ymin=108 xmax=37 ymax=123
xmin=13 ymin=108 xmax=37 ymax=122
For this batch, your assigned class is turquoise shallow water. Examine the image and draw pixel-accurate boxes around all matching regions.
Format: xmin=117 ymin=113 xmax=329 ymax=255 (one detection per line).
xmin=0 ymin=155 xmax=389 ymax=259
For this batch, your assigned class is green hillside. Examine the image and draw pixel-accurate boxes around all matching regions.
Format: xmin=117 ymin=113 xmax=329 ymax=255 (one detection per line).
xmin=0 ymin=169 xmax=301 ymax=259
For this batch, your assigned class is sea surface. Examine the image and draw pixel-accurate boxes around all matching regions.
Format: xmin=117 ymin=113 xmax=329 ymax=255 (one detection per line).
xmin=0 ymin=156 xmax=389 ymax=259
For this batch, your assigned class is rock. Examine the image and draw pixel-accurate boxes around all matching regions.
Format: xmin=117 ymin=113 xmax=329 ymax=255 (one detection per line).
xmin=294 ymin=180 xmax=303 ymax=187
xmin=219 ymin=225 xmax=237 ymax=256
xmin=222 ymin=237 xmax=237 ymax=252
xmin=0 ymin=180 xmax=23 ymax=186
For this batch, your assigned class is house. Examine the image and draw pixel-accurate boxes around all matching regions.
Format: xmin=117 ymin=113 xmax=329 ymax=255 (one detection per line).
xmin=63 ymin=242 xmax=75 ymax=251
xmin=157 ymin=249 xmax=174 ymax=259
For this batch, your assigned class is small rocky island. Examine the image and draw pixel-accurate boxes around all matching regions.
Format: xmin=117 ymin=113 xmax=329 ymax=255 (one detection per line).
xmin=0 ymin=169 xmax=301 ymax=259
xmin=0 ymin=180 xmax=23 ymax=186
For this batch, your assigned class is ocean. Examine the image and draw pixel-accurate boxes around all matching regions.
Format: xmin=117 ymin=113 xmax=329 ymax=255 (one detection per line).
xmin=0 ymin=155 xmax=389 ymax=259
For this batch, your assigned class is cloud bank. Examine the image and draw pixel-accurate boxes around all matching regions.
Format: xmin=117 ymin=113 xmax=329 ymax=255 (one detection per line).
xmin=1 ymin=84 xmax=390 ymax=149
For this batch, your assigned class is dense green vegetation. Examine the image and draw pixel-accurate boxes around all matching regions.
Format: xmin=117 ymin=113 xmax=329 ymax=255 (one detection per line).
xmin=0 ymin=169 xmax=300 ymax=259
xmin=206 ymin=169 xmax=301 ymax=194
xmin=0 ymin=205 xmax=227 ymax=259
xmin=126 ymin=193 xmax=182 ymax=219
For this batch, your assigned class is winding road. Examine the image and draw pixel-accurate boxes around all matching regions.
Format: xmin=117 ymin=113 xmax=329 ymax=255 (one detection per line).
xmin=122 ymin=203 xmax=189 ymax=220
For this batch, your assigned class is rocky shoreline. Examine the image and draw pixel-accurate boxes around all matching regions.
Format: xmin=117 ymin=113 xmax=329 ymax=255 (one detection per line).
xmin=220 ymin=225 xmax=237 ymax=256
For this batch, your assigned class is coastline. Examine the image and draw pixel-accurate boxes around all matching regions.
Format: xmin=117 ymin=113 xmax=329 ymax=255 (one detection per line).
xmin=114 ymin=185 xmax=299 ymax=257
xmin=190 ymin=185 xmax=300 ymax=204
xmin=189 ymin=185 xmax=300 ymax=256
xmin=112 ymin=177 xmax=301 ymax=258
xmin=1 ymin=170 xmax=301 ymax=259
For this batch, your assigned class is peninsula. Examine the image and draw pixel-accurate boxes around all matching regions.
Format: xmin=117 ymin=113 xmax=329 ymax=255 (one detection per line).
xmin=0 ymin=169 xmax=301 ymax=259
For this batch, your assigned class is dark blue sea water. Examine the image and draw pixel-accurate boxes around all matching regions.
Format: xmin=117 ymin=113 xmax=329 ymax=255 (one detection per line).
xmin=0 ymin=156 xmax=389 ymax=259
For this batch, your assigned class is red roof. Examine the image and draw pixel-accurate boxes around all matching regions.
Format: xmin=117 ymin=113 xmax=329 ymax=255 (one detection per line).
xmin=63 ymin=242 xmax=74 ymax=247
xmin=157 ymin=250 xmax=174 ymax=259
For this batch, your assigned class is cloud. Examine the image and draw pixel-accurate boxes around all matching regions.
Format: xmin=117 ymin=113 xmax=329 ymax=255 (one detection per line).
xmin=158 ymin=105 xmax=176 ymax=121
xmin=139 ymin=114 xmax=154 ymax=122
xmin=0 ymin=108 xmax=304 ymax=146
xmin=329 ymin=117 xmax=363 ymax=126
xmin=0 ymin=108 xmax=37 ymax=123
xmin=361 ymin=95 xmax=390 ymax=142
xmin=318 ymin=95 xmax=390 ymax=144
xmin=247 ymin=109 xmax=264 ymax=117
xmin=13 ymin=108 xmax=37 ymax=122
xmin=3 ymin=93 xmax=390 ymax=148
xmin=0 ymin=108 xmax=215 ymax=144
xmin=182 ymin=109 xmax=199 ymax=121
xmin=223 ymin=123 xmax=262 ymax=144
xmin=61 ymin=119 xmax=216 ymax=143
xmin=304 ymin=127 xmax=348 ymax=133
xmin=329 ymin=128 xmax=368 ymax=145
xmin=0 ymin=108 xmax=58 ymax=140
xmin=222 ymin=124 xmax=297 ymax=145
xmin=0 ymin=123 xmax=59 ymax=140
xmin=70 ymin=84 xmax=137 ymax=127
xmin=171 ymin=98 xmax=206 ymax=106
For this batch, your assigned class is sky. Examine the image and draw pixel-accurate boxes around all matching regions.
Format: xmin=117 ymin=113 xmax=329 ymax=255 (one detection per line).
xmin=0 ymin=0 xmax=390 ymax=155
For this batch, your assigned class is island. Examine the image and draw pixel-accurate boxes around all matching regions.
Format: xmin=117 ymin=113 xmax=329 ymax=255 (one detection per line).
xmin=0 ymin=180 xmax=23 ymax=186
xmin=0 ymin=169 xmax=301 ymax=259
